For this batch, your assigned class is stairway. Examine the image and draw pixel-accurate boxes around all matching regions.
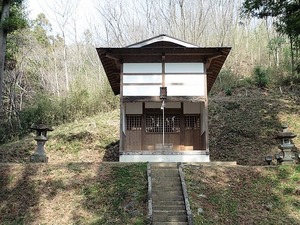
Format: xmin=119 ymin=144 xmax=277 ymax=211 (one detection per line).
xmin=151 ymin=163 xmax=188 ymax=225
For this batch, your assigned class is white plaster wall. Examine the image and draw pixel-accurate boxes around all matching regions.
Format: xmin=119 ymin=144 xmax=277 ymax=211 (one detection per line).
xmin=123 ymin=63 xmax=162 ymax=73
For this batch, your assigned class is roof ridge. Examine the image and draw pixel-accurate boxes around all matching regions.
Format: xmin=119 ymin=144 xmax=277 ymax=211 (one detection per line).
xmin=126 ymin=34 xmax=199 ymax=48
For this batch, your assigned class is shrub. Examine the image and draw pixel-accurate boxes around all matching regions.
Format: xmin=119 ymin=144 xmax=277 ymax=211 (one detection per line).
xmin=253 ymin=66 xmax=269 ymax=88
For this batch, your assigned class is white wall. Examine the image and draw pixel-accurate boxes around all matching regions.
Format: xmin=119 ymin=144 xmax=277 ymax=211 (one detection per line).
xmin=122 ymin=62 xmax=206 ymax=97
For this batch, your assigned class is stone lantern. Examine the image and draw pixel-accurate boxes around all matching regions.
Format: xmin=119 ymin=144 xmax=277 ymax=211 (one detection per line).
xmin=30 ymin=124 xmax=53 ymax=163
xmin=275 ymin=125 xmax=297 ymax=164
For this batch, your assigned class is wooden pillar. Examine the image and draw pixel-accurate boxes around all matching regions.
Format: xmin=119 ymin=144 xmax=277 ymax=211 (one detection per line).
xmin=180 ymin=102 xmax=185 ymax=150
xmin=204 ymin=98 xmax=209 ymax=153
xmin=141 ymin=102 xmax=146 ymax=150
xmin=119 ymin=63 xmax=124 ymax=154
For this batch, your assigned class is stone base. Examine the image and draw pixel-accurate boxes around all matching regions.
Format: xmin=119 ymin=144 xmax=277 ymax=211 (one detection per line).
xmin=30 ymin=154 xmax=48 ymax=163
xmin=120 ymin=151 xmax=210 ymax=162
xmin=281 ymin=160 xmax=294 ymax=165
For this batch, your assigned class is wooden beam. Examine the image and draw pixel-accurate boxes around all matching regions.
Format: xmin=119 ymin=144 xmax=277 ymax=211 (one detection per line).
xmin=122 ymin=96 xmax=206 ymax=102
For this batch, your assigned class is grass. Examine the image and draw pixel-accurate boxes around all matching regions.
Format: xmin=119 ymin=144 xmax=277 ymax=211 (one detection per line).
xmin=0 ymin=163 xmax=148 ymax=225
xmin=209 ymin=87 xmax=300 ymax=165
xmin=0 ymin=110 xmax=119 ymax=163
xmin=184 ymin=164 xmax=300 ymax=225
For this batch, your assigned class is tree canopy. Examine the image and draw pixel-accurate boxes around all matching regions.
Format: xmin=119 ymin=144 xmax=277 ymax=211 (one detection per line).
xmin=241 ymin=0 xmax=300 ymax=38
xmin=241 ymin=0 xmax=300 ymax=75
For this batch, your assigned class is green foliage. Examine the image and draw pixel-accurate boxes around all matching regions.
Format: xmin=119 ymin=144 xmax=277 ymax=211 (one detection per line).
xmin=19 ymin=88 xmax=118 ymax=128
xmin=253 ymin=65 xmax=269 ymax=88
xmin=20 ymin=93 xmax=59 ymax=126
xmin=1 ymin=2 xmax=27 ymax=33
xmin=241 ymin=0 xmax=300 ymax=76
xmin=241 ymin=0 xmax=300 ymax=37
xmin=277 ymin=165 xmax=292 ymax=179
xmin=32 ymin=13 xmax=52 ymax=47
xmin=213 ymin=69 xmax=236 ymax=94
xmin=225 ymin=87 xmax=232 ymax=96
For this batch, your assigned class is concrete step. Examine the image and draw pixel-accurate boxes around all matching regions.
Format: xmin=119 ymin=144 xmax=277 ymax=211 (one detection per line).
xmin=153 ymin=214 xmax=187 ymax=222
xmin=153 ymin=208 xmax=186 ymax=213
xmin=153 ymin=209 xmax=186 ymax=214
xmin=153 ymin=205 xmax=185 ymax=210
xmin=153 ymin=190 xmax=183 ymax=196
xmin=151 ymin=163 xmax=188 ymax=225
xmin=153 ymin=194 xmax=184 ymax=201
xmin=152 ymin=222 xmax=188 ymax=225
xmin=151 ymin=169 xmax=179 ymax=177
xmin=153 ymin=203 xmax=185 ymax=208
xmin=151 ymin=162 xmax=178 ymax=168
xmin=151 ymin=177 xmax=181 ymax=187
xmin=152 ymin=186 xmax=183 ymax=192
xmin=152 ymin=184 xmax=182 ymax=189
xmin=153 ymin=200 xmax=185 ymax=206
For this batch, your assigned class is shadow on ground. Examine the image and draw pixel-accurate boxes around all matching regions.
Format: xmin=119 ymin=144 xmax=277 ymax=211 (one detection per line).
xmin=184 ymin=165 xmax=300 ymax=225
xmin=103 ymin=140 xmax=119 ymax=161
xmin=0 ymin=162 xmax=148 ymax=225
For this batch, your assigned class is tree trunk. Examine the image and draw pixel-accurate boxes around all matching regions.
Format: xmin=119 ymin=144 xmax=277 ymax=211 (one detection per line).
xmin=290 ymin=36 xmax=295 ymax=77
xmin=0 ymin=0 xmax=11 ymax=112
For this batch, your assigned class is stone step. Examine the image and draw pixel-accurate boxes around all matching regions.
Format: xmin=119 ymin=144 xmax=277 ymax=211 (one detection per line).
xmin=151 ymin=170 xmax=179 ymax=177
xmin=153 ymin=209 xmax=186 ymax=214
xmin=153 ymin=204 xmax=186 ymax=210
xmin=152 ymin=222 xmax=188 ymax=225
xmin=153 ymin=214 xmax=187 ymax=222
xmin=153 ymin=208 xmax=186 ymax=213
xmin=153 ymin=200 xmax=185 ymax=206
xmin=154 ymin=211 xmax=187 ymax=216
xmin=153 ymin=190 xmax=182 ymax=196
xmin=152 ymin=185 xmax=182 ymax=189
xmin=153 ymin=205 xmax=185 ymax=210
xmin=151 ymin=177 xmax=181 ymax=187
xmin=151 ymin=163 xmax=188 ymax=225
xmin=151 ymin=162 xmax=178 ymax=168
xmin=152 ymin=186 xmax=183 ymax=192
xmin=153 ymin=194 xmax=184 ymax=201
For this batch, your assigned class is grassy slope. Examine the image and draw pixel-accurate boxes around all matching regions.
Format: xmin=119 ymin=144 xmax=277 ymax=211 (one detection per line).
xmin=184 ymin=164 xmax=300 ymax=225
xmin=209 ymin=87 xmax=300 ymax=165
xmin=0 ymin=163 xmax=148 ymax=225
xmin=0 ymin=87 xmax=300 ymax=224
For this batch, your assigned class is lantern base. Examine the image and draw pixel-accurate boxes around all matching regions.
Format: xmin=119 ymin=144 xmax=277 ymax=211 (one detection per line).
xmin=281 ymin=149 xmax=296 ymax=164
xmin=30 ymin=154 xmax=48 ymax=163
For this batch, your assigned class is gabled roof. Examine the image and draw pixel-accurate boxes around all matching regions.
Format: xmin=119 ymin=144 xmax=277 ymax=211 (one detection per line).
xmin=126 ymin=34 xmax=199 ymax=48
xmin=96 ymin=34 xmax=231 ymax=95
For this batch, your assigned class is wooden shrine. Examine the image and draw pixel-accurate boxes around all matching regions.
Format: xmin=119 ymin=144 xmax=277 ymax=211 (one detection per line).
xmin=97 ymin=34 xmax=231 ymax=162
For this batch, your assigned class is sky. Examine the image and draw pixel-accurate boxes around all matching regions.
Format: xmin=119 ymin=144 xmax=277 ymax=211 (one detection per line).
xmin=27 ymin=0 xmax=96 ymax=42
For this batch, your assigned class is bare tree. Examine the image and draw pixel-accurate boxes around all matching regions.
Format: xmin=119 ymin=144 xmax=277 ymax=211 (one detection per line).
xmin=43 ymin=0 xmax=80 ymax=92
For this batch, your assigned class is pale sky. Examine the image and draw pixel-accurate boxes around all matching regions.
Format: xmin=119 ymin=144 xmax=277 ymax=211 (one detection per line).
xmin=27 ymin=0 xmax=96 ymax=42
